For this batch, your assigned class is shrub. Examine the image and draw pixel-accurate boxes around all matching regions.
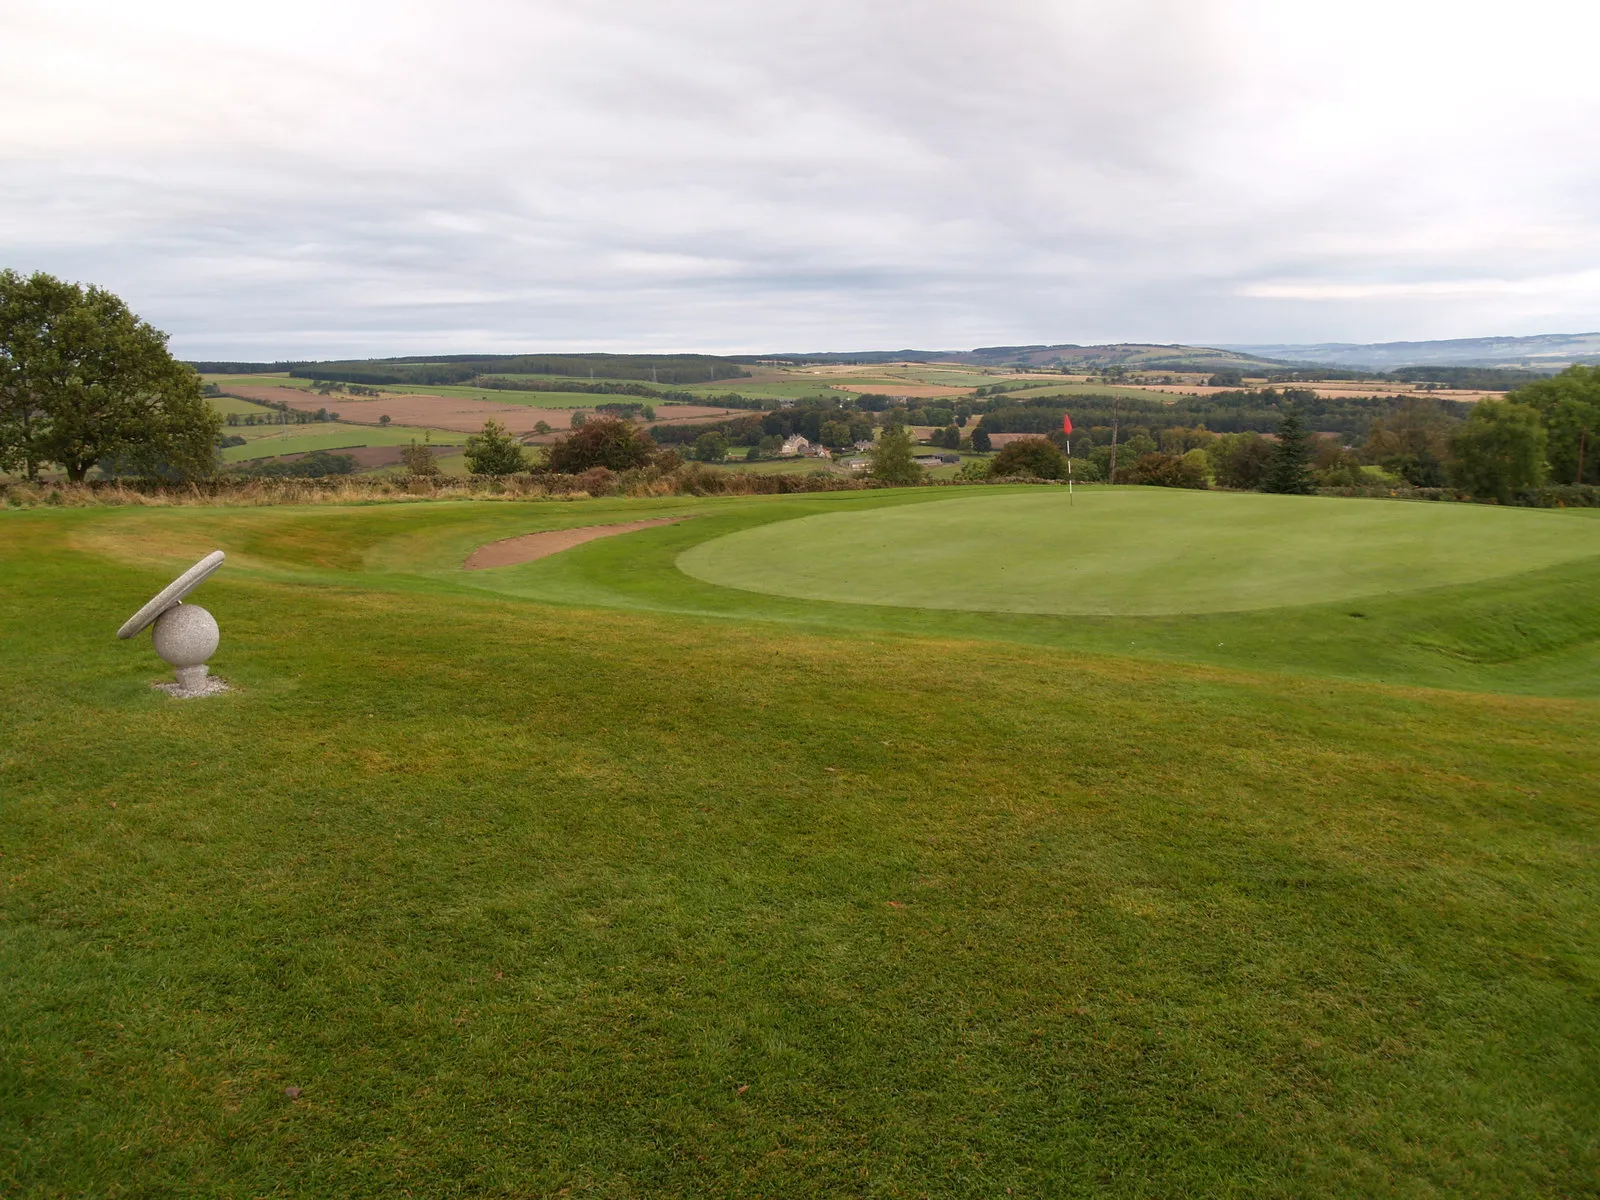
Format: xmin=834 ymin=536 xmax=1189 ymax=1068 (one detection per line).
xmin=545 ymin=416 xmax=657 ymax=473
xmin=1129 ymin=452 xmax=1207 ymax=489
xmin=463 ymin=420 xmax=530 ymax=476
xmin=957 ymin=458 xmax=990 ymax=481
xmin=1068 ymin=456 xmax=1104 ymax=483
xmin=988 ymin=437 xmax=1066 ymax=480
xmin=400 ymin=440 xmax=441 ymax=475
xmin=575 ymin=466 xmax=618 ymax=496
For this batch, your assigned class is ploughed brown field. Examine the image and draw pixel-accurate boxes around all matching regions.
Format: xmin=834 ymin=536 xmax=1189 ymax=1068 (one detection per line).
xmin=224 ymin=387 xmax=743 ymax=438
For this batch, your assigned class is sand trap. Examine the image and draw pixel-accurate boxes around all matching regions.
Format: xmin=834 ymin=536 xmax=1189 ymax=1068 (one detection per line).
xmin=464 ymin=518 xmax=687 ymax=569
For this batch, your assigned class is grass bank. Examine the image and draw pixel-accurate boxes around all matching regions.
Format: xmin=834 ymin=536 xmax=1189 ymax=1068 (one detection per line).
xmin=1 ymin=496 xmax=1597 ymax=1197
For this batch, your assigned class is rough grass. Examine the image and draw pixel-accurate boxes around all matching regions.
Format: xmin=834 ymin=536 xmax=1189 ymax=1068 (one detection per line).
xmin=2 ymin=498 xmax=1598 ymax=1197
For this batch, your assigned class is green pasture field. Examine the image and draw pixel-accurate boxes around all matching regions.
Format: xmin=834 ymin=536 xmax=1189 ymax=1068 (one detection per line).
xmin=676 ymin=379 xmax=861 ymax=401
xmin=203 ymin=373 xmax=309 ymax=391
xmin=220 ymin=424 xmax=452 ymax=464
xmin=205 ymin=394 xmax=277 ymax=418
xmin=3 ymin=488 xmax=1599 ymax=1196
xmin=992 ymin=381 xmax=1189 ymax=403
xmin=409 ymin=386 xmax=623 ymax=408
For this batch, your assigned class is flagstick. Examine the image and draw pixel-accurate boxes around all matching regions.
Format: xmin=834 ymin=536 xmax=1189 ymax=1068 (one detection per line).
xmin=1068 ymin=439 xmax=1074 ymax=506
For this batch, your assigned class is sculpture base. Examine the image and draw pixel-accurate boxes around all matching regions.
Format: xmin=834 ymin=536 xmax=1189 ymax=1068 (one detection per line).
xmin=154 ymin=669 xmax=230 ymax=699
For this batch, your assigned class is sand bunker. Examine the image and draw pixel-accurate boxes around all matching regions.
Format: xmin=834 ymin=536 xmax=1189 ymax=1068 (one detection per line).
xmin=464 ymin=519 xmax=687 ymax=569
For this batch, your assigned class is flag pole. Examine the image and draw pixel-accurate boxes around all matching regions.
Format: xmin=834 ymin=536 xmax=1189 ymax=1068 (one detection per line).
xmin=1062 ymin=412 xmax=1074 ymax=507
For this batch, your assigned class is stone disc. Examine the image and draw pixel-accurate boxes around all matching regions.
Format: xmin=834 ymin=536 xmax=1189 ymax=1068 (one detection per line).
xmin=116 ymin=551 xmax=227 ymax=640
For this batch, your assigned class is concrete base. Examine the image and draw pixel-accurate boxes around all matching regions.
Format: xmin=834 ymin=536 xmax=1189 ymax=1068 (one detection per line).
xmin=153 ymin=671 xmax=230 ymax=699
xmin=175 ymin=664 xmax=208 ymax=690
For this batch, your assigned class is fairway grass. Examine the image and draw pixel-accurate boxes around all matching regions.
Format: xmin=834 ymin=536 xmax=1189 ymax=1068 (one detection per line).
xmin=3 ymin=493 xmax=1599 ymax=1197
xmin=678 ymin=489 xmax=1600 ymax=616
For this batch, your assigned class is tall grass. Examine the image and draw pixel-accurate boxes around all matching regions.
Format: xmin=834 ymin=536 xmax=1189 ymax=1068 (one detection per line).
xmin=0 ymin=466 xmax=1001 ymax=509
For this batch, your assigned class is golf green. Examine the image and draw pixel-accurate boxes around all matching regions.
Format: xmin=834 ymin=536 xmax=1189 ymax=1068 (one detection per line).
xmin=677 ymin=488 xmax=1600 ymax=615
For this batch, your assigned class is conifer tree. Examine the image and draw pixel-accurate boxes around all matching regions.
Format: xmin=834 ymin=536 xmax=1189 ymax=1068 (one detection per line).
xmin=1265 ymin=408 xmax=1314 ymax=494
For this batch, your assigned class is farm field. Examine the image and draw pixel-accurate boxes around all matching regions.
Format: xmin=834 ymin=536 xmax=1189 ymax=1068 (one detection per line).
xmin=4 ymin=488 xmax=1599 ymax=1196
xmin=214 ymin=384 xmax=741 ymax=441
xmin=205 ymin=393 xmax=279 ymax=419
xmin=221 ymin=423 xmax=448 ymax=462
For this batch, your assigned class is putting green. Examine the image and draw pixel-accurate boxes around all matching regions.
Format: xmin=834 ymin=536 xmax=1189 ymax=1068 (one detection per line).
xmin=677 ymin=489 xmax=1600 ymax=616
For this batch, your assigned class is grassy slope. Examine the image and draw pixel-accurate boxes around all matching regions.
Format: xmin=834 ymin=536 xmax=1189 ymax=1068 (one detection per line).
xmin=2 ymin=498 xmax=1598 ymax=1197
xmin=411 ymin=490 xmax=1600 ymax=700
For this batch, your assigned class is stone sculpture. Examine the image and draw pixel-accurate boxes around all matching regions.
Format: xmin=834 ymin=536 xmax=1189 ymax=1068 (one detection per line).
xmin=117 ymin=550 xmax=229 ymax=697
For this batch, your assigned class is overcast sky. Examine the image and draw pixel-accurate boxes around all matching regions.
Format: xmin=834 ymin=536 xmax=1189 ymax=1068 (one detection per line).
xmin=3 ymin=0 xmax=1597 ymax=358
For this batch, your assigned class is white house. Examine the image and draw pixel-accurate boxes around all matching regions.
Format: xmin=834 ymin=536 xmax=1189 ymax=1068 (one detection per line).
xmin=779 ymin=435 xmax=811 ymax=456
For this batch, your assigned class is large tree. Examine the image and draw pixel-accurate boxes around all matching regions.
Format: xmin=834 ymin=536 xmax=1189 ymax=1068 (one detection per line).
xmin=868 ymin=425 xmax=923 ymax=483
xmin=1363 ymin=397 xmax=1456 ymax=486
xmin=1209 ymin=431 xmax=1275 ymax=490
xmin=1449 ymin=400 xmax=1546 ymax=503
xmin=0 ymin=270 xmax=219 ymax=481
xmin=1510 ymin=365 xmax=1600 ymax=485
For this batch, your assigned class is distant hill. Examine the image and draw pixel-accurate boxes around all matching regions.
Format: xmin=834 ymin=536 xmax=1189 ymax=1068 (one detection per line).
xmin=189 ymin=353 xmax=749 ymax=387
xmin=954 ymin=343 xmax=1289 ymax=371
xmin=745 ymin=344 xmax=1290 ymax=371
xmin=1220 ymin=333 xmax=1600 ymax=371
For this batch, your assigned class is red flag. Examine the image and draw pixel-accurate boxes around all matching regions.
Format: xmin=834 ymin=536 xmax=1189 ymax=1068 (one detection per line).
xmin=1061 ymin=413 xmax=1073 ymax=435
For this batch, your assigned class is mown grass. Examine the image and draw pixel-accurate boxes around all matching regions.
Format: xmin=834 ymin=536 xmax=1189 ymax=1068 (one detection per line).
xmin=679 ymin=489 xmax=1600 ymax=616
xmin=2 ymin=496 xmax=1598 ymax=1197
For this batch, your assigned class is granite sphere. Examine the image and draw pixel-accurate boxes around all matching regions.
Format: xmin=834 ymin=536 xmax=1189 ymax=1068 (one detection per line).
xmin=151 ymin=604 xmax=219 ymax=668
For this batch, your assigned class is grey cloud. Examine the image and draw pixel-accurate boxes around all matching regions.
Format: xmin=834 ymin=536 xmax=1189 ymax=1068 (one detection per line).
xmin=2 ymin=0 xmax=1597 ymax=356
